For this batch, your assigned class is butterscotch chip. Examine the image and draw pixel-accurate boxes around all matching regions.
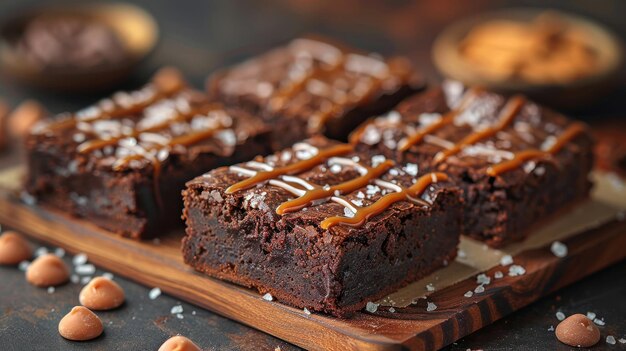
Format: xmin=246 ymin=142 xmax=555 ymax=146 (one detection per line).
xmin=58 ymin=306 xmax=103 ymax=341
xmin=555 ymin=313 xmax=601 ymax=347
xmin=79 ymin=276 xmax=125 ymax=310
xmin=152 ymin=66 xmax=185 ymax=95
xmin=26 ymin=253 xmax=69 ymax=287
xmin=158 ymin=335 xmax=201 ymax=351
xmin=0 ymin=231 xmax=32 ymax=265
xmin=7 ymin=100 xmax=47 ymax=138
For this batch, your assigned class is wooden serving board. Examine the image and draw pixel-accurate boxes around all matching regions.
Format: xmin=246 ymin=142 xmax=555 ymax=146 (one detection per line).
xmin=1 ymin=168 xmax=625 ymax=351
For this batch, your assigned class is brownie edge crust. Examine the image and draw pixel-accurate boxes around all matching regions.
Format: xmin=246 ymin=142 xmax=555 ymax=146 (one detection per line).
xmin=182 ymin=137 xmax=461 ymax=316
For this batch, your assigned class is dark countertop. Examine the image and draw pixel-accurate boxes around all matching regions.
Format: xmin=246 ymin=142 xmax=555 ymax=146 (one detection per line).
xmin=0 ymin=1 xmax=625 ymax=350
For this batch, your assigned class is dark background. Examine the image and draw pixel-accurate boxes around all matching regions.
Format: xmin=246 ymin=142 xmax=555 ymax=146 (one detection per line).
xmin=0 ymin=1 xmax=624 ymax=350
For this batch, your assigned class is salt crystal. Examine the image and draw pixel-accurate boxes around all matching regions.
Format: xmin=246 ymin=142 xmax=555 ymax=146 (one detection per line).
xmin=594 ymin=318 xmax=605 ymax=326
xmin=356 ymin=191 xmax=365 ymax=199
xmin=72 ymin=253 xmax=88 ymax=266
xmin=54 ymin=248 xmax=66 ymax=258
xmin=70 ymin=275 xmax=79 ymax=284
xmin=556 ymin=312 xmax=565 ymax=321
xmin=176 ymin=313 xmax=184 ymax=319
xmin=464 ymin=291 xmax=473 ymax=298
xmin=365 ymin=302 xmax=379 ymax=313
xmin=35 ymin=247 xmax=49 ymax=257
xmin=548 ymin=325 xmax=554 ymax=331
xmin=170 ymin=305 xmax=183 ymax=314
xmin=330 ymin=164 xmax=342 ymax=174
xmin=192 ymin=311 xmax=197 ymax=315
xmin=344 ymin=208 xmax=355 ymax=218
xmin=388 ymin=307 xmax=395 ymax=313
xmin=426 ymin=302 xmax=437 ymax=312
xmin=550 ymin=241 xmax=568 ymax=258
xmin=102 ymin=272 xmax=114 ymax=280
xmin=262 ymin=293 xmax=273 ymax=301
xmin=81 ymin=276 xmax=92 ymax=284
xmin=508 ymin=265 xmax=526 ymax=277
xmin=404 ymin=163 xmax=418 ymax=177
xmin=75 ymin=264 xmax=96 ymax=275
xmin=18 ymin=261 xmax=30 ymax=271
xmin=371 ymin=155 xmax=386 ymax=167
xmin=500 ymin=255 xmax=513 ymax=266
xmin=494 ymin=271 xmax=504 ymax=279
xmin=586 ymin=312 xmax=596 ymax=320
xmin=389 ymin=168 xmax=399 ymax=176
xmin=47 ymin=287 xmax=55 ymax=294
xmin=303 ymin=308 xmax=311 ymax=315
xmin=474 ymin=285 xmax=485 ymax=294
xmin=618 ymin=338 xmax=626 ymax=344
xmin=606 ymin=336 xmax=616 ymax=345
xmin=426 ymin=283 xmax=435 ymax=292
xmin=476 ymin=274 xmax=491 ymax=285
xmin=149 ymin=287 xmax=161 ymax=300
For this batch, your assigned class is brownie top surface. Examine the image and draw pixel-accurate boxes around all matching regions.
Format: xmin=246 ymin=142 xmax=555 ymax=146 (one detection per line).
xmin=351 ymin=81 xmax=592 ymax=181
xmin=28 ymin=73 xmax=268 ymax=173
xmin=208 ymin=37 xmax=423 ymax=130
xmin=187 ymin=136 xmax=455 ymax=237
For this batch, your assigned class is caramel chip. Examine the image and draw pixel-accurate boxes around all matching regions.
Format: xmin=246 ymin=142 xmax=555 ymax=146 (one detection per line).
xmin=7 ymin=100 xmax=47 ymax=138
xmin=0 ymin=231 xmax=32 ymax=265
xmin=555 ymin=313 xmax=600 ymax=347
xmin=152 ymin=66 xmax=185 ymax=95
xmin=158 ymin=335 xmax=201 ymax=351
xmin=79 ymin=276 xmax=125 ymax=310
xmin=26 ymin=253 xmax=69 ymax=287
xmin=58 ymin=306 xmax=103 ymax=341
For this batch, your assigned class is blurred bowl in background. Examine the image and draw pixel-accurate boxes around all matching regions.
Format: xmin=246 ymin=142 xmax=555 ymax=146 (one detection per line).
xmin=432 ymin=8 xmax=623 ymax=110
xmin=0 ymin=2 xmax=158 ymax=92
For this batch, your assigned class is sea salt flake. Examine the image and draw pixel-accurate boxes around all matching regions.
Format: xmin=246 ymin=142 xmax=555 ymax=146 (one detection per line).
xmin=403 ymin=163 xmax=418 ymax=176
xmin=586 ymin=312 xmax=596 ymax=320
xmin=556 ymin=312 xmax=565 ymax=321
xmin=617 ymin=338 xmax=626 ymax=344
xmin=70 ymin=275 xmax=79 ymax=284
xmin=81 ymin=276 xmax=92 ymax=284
xmin=18 ymin=261 xmax=30 ymax=271
xmin=330 ymin=164 xmax=342 ymax=174
xmin=388 ymin=307 xmax=396 ymax=313
xmin=262 ymin=293 xmax=273 ymax=301
xmin=149 ymin=287 xmax=162 ymax=300
xmin=303 ymin=308 xmax=311 ymax=315
xmin=73 ymin=253 xmax=88 ymax=266
xmin=54 ymin=248 xmax=66 ymax=258
xmin=426 ymin=302 xmax=437 ymax=312
xmin=365 ymin=302 xmax=379 ymax=313
xmin=47 ymin=287 xmax=55 ymax=294
xmin=594 ymin=318 xmax=605 ymax=326
xmin=344 ymin=208 xmax=355 ymax=218
xmin=606 ymin=336 xmax=616 ymax=345
xmin=500 ymin=255 xmax=513 ymax=266
xmin=548 ymin=325 xmax=554 ymax=331
xmin=508 ymin=265 xmax=526 ymax=276
xmin=474 ymin=285 xmax=485 ymax=294
xmin=494 ymin=271 xmax=504 ymax=279
xmin=170 ymin=305 xmax=183 ymax=314
xmin=550 ymin=241 xmax=568 ymax=258
xmin=102 ymin=272 xmax=114 ymax=280
xmin=35 ymin=247 xmax=49 ymax=257
xmin=464 ymin=291 xmax=473 ymax=298
xmin=176 ymin=313 xmax=184 ymax=319
xmin=476 ymin=274 xmax=491 ymax=285
xmin=75 ymin=264 xmax=96 ymax=275
xmin=426 ymin=283 xmax=435 ymax=292
xmin=371 ymin=155 xmax=386 ymax=167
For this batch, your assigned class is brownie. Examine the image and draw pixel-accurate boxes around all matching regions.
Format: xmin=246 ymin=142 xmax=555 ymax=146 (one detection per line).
xmin=351 ymin=81 xmax=594 ymax=247
xmin=206 ymin=37 xmax=424 ymax=148
xmin=592 ymin=120 xmax=626 ymax=178
xmin=25 ymin=69 xmax=272 ymax=239
xmin=182 ymin=136 xmax=461 ymax=316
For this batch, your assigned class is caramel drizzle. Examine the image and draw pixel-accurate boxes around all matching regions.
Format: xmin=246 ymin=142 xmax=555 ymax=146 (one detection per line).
xmin=486 ymin=122 xmax=586 ymax=176
xmin=275 ymin=159 xmax=394 ymax=214
xmin=320 ymin=172 xmax=448 ymax=229
xmin=77 ymin=104 xmax=222 ymax=154
xmin=397 ymin=87 xmax=482 ymax=151
xmin=225 ymin=143 xmax=353 ymax=194
xmin=433 ymin=95 xmax=526 ymax=163
xmin=45 ymin=84 xmax=184 ymax=132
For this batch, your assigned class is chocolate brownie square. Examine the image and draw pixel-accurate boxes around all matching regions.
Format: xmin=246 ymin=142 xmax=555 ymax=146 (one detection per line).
xmin=25 ymin=68 xmax=272 ymax=239
xmin=182 ymin=136 xmax=461 ymax=316
xmin=351 ymin=81 xmax=594 ymax=247
xmin=207 ymin=37 xmax=424 ymax=148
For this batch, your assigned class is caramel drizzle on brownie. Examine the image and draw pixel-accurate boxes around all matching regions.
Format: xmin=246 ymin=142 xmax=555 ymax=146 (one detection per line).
xmin=227 ymin=142 xmax=447 ymax=229
xmin=320 ymin=172 xmax=448 ymax=229
xmin=433 ymin=95 xmax=525 ymax=163
xmin=225 ymin=143 xmax=353 ymax=193
xmin=486 ymin=122 xmax=587 ymax=176
xmin=396 ymin=87 xmax=483 ymax=151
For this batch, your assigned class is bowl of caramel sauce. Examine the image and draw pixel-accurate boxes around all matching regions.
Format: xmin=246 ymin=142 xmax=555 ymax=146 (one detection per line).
xmin=433 ymin=9 xmax=622 ymax=109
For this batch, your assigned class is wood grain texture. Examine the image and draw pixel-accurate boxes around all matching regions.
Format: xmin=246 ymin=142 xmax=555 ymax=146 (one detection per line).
xmin=0 ymin=191 xmax=624 ymax=351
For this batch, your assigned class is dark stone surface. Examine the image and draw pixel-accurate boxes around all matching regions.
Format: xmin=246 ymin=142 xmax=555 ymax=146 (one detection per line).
xmin=0 ymin=0 xmax=624 ymax=350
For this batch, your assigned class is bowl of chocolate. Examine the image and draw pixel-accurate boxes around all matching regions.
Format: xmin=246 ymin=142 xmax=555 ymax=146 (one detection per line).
xmin=0 ymin=2 xmax=158 ymax=92
xmin=433 ymin=9 xmax=622 ymax=109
